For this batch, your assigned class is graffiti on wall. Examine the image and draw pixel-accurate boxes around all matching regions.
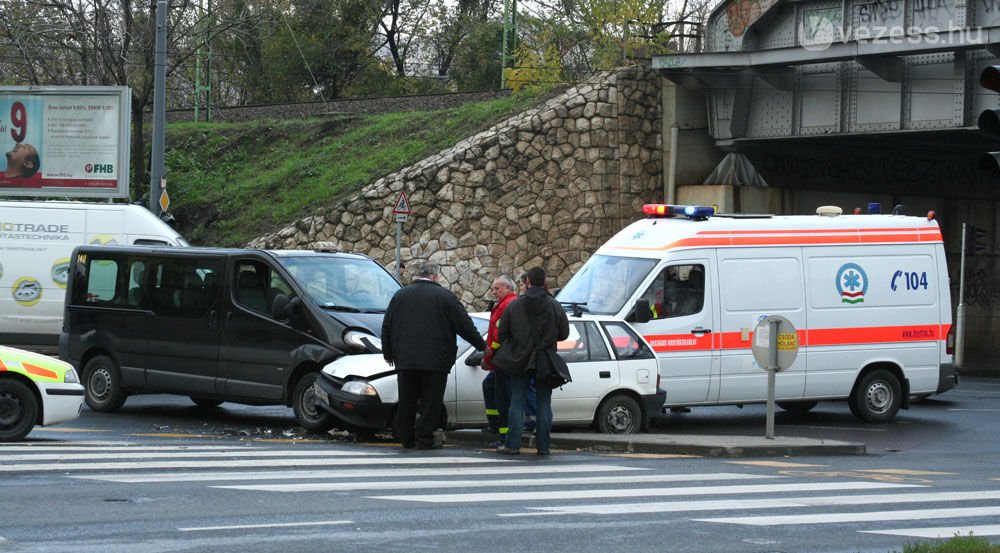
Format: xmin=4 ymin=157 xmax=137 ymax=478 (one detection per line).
xmin=726 ymin=0 xmax=780 ymax=37
xmin=757 ymin=152 xmax=979 ymax=191
xmin=952 ymin=268 xmax=1000 ymax=305
xmin=855 ymin=0 xmax=902 ymax=24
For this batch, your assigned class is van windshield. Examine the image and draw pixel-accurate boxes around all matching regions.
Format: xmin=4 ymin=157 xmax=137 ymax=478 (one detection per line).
xmin=555 ymin=254 xmax=658 ymax=315
xmin=278 ymin=255 xmax=401 ymax=313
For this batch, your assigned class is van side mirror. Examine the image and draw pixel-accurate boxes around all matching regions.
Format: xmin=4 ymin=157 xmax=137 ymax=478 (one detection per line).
xmin=271 ymin=293 xmax=301 ymax=321
xmin=465 ymin=350 xmax=484 ymax=367
xmin=633 ymin=299 xmax=651 ymax=324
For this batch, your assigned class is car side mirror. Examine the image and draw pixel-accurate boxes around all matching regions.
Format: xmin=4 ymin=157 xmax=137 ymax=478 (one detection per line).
xmin=633 ymin=299 xmax=651 ymax=324
xmin=465 ymin=350 xmax=484 ymax=367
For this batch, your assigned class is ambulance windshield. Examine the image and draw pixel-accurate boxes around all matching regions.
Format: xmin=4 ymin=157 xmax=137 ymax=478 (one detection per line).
xmin=556 ymin=254 xmax=657 ymax=315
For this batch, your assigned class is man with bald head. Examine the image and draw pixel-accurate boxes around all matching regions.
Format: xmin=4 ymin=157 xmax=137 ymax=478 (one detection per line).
xmin=5 ymin=143 xmax=40 ymax=178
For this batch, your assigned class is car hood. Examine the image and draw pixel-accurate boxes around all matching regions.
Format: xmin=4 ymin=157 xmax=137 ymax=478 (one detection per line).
xmin=324 ymin=311 xmax=385 ymax=337
xmin=322 ymin=353 xmax=393 ymax=379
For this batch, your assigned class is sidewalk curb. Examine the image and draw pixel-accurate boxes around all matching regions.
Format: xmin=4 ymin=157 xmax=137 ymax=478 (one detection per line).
xmin=444 ymin=431 xmax=866 ymax=457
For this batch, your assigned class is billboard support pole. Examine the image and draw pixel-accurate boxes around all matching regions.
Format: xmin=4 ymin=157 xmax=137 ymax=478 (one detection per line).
xmin=150 ymin=0 xmax=168 ymax=216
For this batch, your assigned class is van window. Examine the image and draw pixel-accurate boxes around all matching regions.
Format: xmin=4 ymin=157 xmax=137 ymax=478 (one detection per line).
xmin=636 ymin=264 xmax=705 ymax=319
xmin=71 ymin=255 xmax=147 ymax=309
xmin=150 ymin=259 xmax=221 ymax=318
xmin=85 ymin=259 xmax=119 ymax=303
xmin=556 ymin=254 xmax=658 ymax=315
xmin=235 ymin=261 xmax=289 ymax=317
xmin=277 ymin=255 xmax=398 ymax=313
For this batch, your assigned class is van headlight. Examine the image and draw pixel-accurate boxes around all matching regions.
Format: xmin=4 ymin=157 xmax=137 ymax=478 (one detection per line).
xmin=341 ymin=380 xmax=378 ymax=397
xmin=64 ymin=368 xmax=80 ymax=384
xmin=344 ymin=330 xmax=382 ymax=353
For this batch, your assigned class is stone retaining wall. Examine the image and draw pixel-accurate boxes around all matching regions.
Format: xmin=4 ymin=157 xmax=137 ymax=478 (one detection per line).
xmin=248 ymin=66 xmax=662 ymax=308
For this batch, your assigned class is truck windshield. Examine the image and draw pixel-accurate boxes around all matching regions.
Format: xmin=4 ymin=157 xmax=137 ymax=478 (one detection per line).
xmin=556 ymin=254 xmax=657 ymax=315
xmin=278 ymin=256 xmax=401 ymax=313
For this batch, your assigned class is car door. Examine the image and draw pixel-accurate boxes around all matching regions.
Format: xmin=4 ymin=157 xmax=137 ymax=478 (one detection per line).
xmin=551 ymin=321 xmax=616 ymax=422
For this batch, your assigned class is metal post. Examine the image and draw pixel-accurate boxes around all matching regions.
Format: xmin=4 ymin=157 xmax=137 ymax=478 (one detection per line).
xmin=766 ymin=319 xmax=778 ymax=440
xmin=666 ymin=125 xmax=679 ymax=204
xmin=150 ymin=0 xmax=167 ymax=217
xmin=956 ymin=223 xmax=968 ymax=368
xmin=395 ymin=220 xmax=402 ymax=277
xmin=500 ymin=0 xmax=510 ymax=89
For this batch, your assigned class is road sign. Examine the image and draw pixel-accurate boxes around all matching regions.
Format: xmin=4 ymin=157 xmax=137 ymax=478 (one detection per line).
xmin=395 ymin=213 xmax=408 ymax=223
xmin=751 ymin=315 xmax=799 ymax=440
xmin=392 ymin=190 xmax=411 ymax=215
xmin=158 ymin=189 xmax=170 ymax=213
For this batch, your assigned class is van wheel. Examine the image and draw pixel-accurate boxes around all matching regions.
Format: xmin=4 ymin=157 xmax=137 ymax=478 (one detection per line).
xmin=595 ymin=394 xmax=641 ymax=434
xmin=0 ymin=379 xmax=38 ymax=442
xmin=292 ymin=372 xmax=337 ymax=433
xmin=190 ymin=397 xmax=223 ymax=409
xmin=83 ymin=355 xmax=127 ymax=413
xmin=850 ymin=369 xmax=901 ymax=423
xmin=776 ymin=401 xmax=818 ymax=415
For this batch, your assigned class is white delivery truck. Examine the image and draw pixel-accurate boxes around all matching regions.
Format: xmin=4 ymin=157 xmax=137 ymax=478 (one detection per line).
xmin=556 ymin=204 xmax=957 ymax=422
xmin=0 ymin=200 xmax=186 ymax=350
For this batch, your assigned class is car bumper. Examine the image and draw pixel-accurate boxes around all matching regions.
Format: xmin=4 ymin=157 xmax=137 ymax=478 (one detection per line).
xmin=642 ymin=388 xmax=667 ymax=419
xmin=313 ymin=373 xmax=394 ymax=430
xmin=937 ymin=363 xmax=958 ymax=394
xmin=37 ymin=382 xmax=85 ymax=426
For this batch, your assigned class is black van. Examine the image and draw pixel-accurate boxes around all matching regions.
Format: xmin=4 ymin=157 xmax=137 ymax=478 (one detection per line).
xmin=58 ymin=245 xmax=400 ymax=431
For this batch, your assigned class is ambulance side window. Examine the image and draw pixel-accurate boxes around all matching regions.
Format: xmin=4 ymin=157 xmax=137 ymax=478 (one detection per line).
xmin=638 ymin=264 xmax=705 ymax=320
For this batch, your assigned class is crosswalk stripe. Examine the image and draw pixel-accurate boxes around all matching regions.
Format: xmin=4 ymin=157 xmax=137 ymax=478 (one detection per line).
xmin=0 ymin=455 xmax=513 ymax=472
xmin=178 ymin=520 xmax=353 ymax=532
xmin=369 ymin=481 xmax=921 ymax=503
xmin=695 ymin=505 xmax=1000 ymax=526
xmin=860 ymin=524 xmax=1000 ymax=538
xmin=0 ymin=450 xmax=385 ymax=462
xmin=73 ymin=463 xmax=647 ymax=483
xmin=0 ymin=445 xmax=254 ymax=452
xmin=214 ymin=472 xmax=781 ymax=493
xmin=505 ymin=490 xmax=1000 ymax=517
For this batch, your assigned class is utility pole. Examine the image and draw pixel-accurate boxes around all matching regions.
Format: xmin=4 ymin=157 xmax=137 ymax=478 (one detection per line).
xmin=500 ymin=0 xmax=517 ymax=89
xmin=194 ymin=0 xmax=212 ymax=122
xmin=150 ymin=0 xmax=168 ymax=217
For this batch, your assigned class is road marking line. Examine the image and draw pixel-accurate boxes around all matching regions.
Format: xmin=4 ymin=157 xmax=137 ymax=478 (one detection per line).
xmin=0 ymin=456 xmax=513 ymax=472
xmin=215 ymin=472 xmax=779 ymax=493
xmin=777 ymin=425 xmax=886 ymax=432
xmin=370 ymin=481 xmax=920 ymax=503
xmin=860 ymin=524 xmax=1000 ymax=538
xmin=129 ymin=433 xmax=225 ymax=438
xmin=856 ymin=469 xmax=955 ymax=476
xmin=728 ymin=461 xmax=824 ymax=468
xmin=696 ymin=506 xmax=1000 ymax=526
xmin=0 ymin=445 xmax=242 ymax=452
xmin=503 ymin=490 xmax=1000 ymax=517
xmin=178 ymin=520 xmax=352 ymax=532
xmin=600 ymin=453 xmax=700 ymax=459
xmin=28 ymin=427 xmax=110 ymax=433
xmin=0 ymin=450 xmax=385 ymax=462
xmin=75 ymin=463 xmax=643 ymax=483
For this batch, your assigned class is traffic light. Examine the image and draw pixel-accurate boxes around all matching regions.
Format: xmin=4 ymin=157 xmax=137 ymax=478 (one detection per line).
xmin=965 ymin=224 xmax=989 ymax=256
xmin=978 ymin=66 xmax=1000 ymax=171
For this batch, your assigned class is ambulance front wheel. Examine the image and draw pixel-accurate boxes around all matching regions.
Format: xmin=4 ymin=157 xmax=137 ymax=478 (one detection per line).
xmin=83 ymin=355 xmax=127 ymax=413
xmin=850 ymin=369 xmax=901 ymax=423
xmin=0 ymin=378 xmax=39 ymax=442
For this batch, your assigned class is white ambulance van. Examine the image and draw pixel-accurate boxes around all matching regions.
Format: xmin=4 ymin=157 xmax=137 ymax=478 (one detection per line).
xmin=556 ymin=204 xmax=957 ymax=422
xmin=0 ymin=200 xmax=186 ymax=350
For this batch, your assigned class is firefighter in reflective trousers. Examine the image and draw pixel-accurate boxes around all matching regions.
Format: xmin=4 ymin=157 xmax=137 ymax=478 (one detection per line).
xmin=481 ymin=275 xmax=517 ymax=438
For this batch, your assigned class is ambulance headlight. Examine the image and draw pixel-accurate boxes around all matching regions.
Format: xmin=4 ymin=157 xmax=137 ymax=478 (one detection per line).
xmin=64 ymin=368 xmax=80 ymax=384
xmin=344 ymin=330 xmax=382 ymax=353
xmin=341 ymin=380 xmax=378 ymax=397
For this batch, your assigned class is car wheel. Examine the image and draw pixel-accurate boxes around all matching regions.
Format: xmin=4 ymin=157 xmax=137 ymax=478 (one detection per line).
xmin=190 ymin=397 xmax=224 ymax=409
xmin=850 ymin=369 xmax=901 ymax=423
xmin=0 ymin=378 xmax=39 ymax=442
xmin=292 ymin=372 xmax=337 ymax=433
xmin=776 ymin=400 xmax=818 ymax=415
xmin=595 ymin=394 xmax=641 ymax=434
xmin=83 ymin=355 xmax=127 ymax=413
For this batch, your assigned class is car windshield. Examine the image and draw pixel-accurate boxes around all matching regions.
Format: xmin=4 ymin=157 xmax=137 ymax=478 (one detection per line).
xmin=456 ymin=316 xmax=490 ymax=356
xmin=556 ymin=254 xmax=658 ymax=315
xmin=278 ymin=255 xmax=401 ymax=313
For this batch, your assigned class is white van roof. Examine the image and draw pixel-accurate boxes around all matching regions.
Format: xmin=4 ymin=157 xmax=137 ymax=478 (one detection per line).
xmin=598 ymin=207 xmax=943 ymax=259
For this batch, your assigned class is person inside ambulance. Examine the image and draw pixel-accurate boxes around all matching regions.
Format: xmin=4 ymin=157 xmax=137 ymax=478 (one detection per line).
xmin=673 ymin=265 xmax=705 ymax=316
xmin=637 ymin=264 xmax=704 ymax=320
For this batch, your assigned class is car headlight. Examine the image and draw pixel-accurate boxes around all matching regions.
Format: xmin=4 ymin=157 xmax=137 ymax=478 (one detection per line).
xmin=341 ymin=380 xmax=378 ymax=397
xmin=344 ymin=330 xmax=382 ymax=353
xmin=64 ymin=368 xmax=80 ymax=384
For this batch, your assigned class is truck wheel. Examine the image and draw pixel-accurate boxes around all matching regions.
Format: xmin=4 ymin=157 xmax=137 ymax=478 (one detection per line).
xmin=292 ymin=372 xmax=337 ymax=433
xmin=83 ymin=355 xmax=127 ymax=413
xmin=0 ymin=379 xmax=38 ymax=442
xmin=595 ymin=394 xmax=641 ymax=434
xmin=776 ymin=401 xmax=818 ymax=415
xmin=850 ymin=369 xmax=901 ymax=423
xmin=190 ymin=397 xmax=224 ymax=408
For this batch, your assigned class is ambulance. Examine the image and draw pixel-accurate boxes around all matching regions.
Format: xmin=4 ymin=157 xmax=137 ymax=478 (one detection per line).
xmin=555 ymin=204 xmax=957 ymax=422
xmin=0 ymin=345 xmax=84 ymax=441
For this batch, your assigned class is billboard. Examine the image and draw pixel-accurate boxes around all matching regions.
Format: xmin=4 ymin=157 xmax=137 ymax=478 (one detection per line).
xmin=0 ymin=86 xmax=130 ymax=199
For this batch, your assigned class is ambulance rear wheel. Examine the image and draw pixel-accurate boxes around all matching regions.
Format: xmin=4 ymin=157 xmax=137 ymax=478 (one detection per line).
xmin=776 ymin=401 xmax=818 ymax=415
xmin=850 ymin=369 xmax=901 ymax=423
xmin=292 ymin=372 xmax=337 ymax=433
xmin=0 ymin=378 xmax=38 ymax=442
xmin=595 ymin=394 xmax=641 ymax=434
xmin=83 ymin=355 xmax=127 ymax=413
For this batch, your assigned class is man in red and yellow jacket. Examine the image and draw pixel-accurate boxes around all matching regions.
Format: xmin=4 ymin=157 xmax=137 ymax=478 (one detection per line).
xmin=481 ymin=275 xmax=517 ymax=437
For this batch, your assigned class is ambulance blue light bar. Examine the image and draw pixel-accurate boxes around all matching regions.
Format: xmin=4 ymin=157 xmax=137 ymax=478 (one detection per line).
xmin=642 ymin=204 xmax=715 ymax=219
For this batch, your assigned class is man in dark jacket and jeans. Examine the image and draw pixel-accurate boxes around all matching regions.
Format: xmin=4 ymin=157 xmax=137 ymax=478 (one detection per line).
xmin=494 ymin=266 xmax=569 ymax=455
xmin=382 ymin=262 xmax=485 ymax=450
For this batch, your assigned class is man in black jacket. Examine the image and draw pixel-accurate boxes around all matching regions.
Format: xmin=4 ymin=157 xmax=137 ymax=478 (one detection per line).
xmin=494 ymin=266 xmax=569 ymax=455
xmin=382 ymin=262 xmax=486 ymax=450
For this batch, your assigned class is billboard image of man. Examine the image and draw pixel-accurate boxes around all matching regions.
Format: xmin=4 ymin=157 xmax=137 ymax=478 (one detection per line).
xmin=4 ymin=142 xmax=40 ymax=178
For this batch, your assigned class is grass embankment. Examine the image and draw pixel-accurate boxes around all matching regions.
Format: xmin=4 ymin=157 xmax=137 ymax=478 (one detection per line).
xmin=890 ymin=535 xmax=1000 ymax=552
xmin=164 ymin=89 xmax=550 ymax=247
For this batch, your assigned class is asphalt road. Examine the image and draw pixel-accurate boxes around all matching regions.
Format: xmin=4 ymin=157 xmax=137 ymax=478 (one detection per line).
xmin=2 ymin=377 xmax=998 ymax=553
